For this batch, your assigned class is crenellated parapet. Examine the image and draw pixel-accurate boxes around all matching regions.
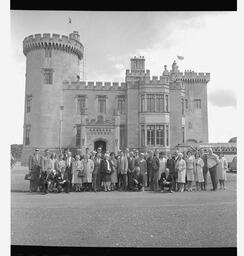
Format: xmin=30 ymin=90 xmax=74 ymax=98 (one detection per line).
xmin=23 ymin=31 xmax=84 ymax=60
xmin=182 ymin=70 xmax=210 ymax=83
xmin=63 ymin=80 xmax=127 ymax=91
xmin=147 ymin=75 xmax=169 ymax=86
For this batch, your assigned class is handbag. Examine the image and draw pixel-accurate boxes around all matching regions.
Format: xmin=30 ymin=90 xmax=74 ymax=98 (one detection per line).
xmin=24 ymin=173 xmax=32 ymax=180
xmin=78 ymin=170 xmax=85 ymax=178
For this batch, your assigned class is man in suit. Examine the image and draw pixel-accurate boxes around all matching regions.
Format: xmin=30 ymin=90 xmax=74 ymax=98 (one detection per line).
xmin=40 ymin=149 xmax=52 ymax=194
xmin=127 ymin=151 xmax=136 ymax=182
xmin=159 ymin=167 xmax=174 ymax=193
xmin=92 ymin=152 xmax=102 ymax=192
xmin=64 ymin=151 xmax=73 ymax=193
xmin=118 ymin=151 xmax=128 ymax=191
xmin=128 ymin=166 xmax=143 ymax=191
xmin=151 ymin=150 xmax=160 ymax=191
xmin=207 ymin=148 xmax=219 ymax=191
xmin=166 ymin=152 xmax=177 ymax=191
xmin=146 ymin=151 xmax=153 ymax=189
xmin=28 ymin=148 xmax=41 ymax=192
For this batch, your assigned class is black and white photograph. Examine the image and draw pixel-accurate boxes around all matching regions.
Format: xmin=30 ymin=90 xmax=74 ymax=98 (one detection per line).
xmin=8 ymin=8 xmax=241 ymax=254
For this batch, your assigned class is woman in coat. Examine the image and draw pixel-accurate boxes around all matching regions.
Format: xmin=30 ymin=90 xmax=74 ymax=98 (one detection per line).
xmin=185 ymin=151 xmax=195 ymax=192
xmin=217 ymin=152 xmax=228 ymax=190
xmin=110 ymin=152 xmax=118 ymax=190
xmin=82 ymin=154 xmax=94 ymax=191
xmin=101 ymin=153 xmax=114 ymax=191
xmin=72 ymin=154 xmax=83 ymax=192
xmin=195 ymin=151 xmax=205 ymax=191
xmin=175 ymin=153 xmax=186 ymax=192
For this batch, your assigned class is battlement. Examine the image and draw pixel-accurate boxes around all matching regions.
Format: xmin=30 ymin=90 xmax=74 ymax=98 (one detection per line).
xmin=23 ymin=32 xmax=84 ymax=60
xmin=182 ymin=70 xmax=210 ymax=82
xmin=63 ymin=81 xmax=127 ymax=91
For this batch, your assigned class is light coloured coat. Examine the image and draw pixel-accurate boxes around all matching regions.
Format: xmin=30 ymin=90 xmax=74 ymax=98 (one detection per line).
xmin=82 ymin=159 xmax=94 ymax=183
xmin=176 ymin=159 xmax=186 ymax=183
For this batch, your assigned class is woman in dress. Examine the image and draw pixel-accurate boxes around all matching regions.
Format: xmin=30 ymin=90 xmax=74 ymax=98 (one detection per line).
xmin=92 ymin=152 xmax=102 ymax=192
xmin=195 ymin=151 xmax=205 ymax=191
xmin=185 ymin=151 xmax=195 ymax=192
xmin=138 ymin=153 xmax=147 ymax=191
xmin=110 ymin=152 xmax=118 ymax=191
xmin=217 ymin=152 xmax=228 ymax=190
xmin=175 ymin=153 xmax=186 ymax=192
xmin=50 ymin=152 xmax=58 ymax=172
xmin=57 ymin=154 xmax=66 ymax=179
xmin=82 ymin=154 xmax=94 ymax=191
xmin=72 ymin=154 xmax=83 ymax=192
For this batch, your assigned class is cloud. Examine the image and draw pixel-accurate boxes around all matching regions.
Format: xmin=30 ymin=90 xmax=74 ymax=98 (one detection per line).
xmin=208 ymin=89 xmax=236 ymax=108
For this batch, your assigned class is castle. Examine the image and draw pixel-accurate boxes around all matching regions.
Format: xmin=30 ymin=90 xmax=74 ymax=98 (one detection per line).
xmin=21 ymin=31 xmax=210 ymax=164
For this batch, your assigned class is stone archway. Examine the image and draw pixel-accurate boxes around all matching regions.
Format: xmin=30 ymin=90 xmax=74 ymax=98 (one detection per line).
xmin=94 ymin=139 xmax=107 ymax=153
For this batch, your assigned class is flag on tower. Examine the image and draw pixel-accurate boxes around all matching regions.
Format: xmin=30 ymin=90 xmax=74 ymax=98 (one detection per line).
xmin=177 ymin=55 xmax=184 ymax=60
xmin=69 ymin=17 xmax=72 ymax=24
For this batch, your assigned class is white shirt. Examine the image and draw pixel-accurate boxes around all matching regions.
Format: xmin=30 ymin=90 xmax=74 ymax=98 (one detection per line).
xmin=106 ymin=160 xmax=111 ymax=171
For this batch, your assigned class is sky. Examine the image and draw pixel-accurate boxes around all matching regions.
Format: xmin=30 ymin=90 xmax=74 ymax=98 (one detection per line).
xmin=10 ymin=11 xmax=239 ymax=144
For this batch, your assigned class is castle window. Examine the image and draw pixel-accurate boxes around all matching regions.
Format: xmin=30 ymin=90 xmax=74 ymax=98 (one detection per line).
xmin=185 ymin=99 xmax=188 ymax=109
xmin=142 ymin=94 xmax=168 ymax=113
xmin=77 ymin=95 xmax=86 ymax=114
xmin=120 ymin=125 xmax=126 ymax=149
xmin=165 ymin=95 xmax=169 ymax=112
xmin=147 ymin=125 xmax=155 ymax=146
xmin=76 ymin=125 xmax=81 ymax=147
xmin=43 ymin=68 xmax=53 ymax=84
xmin=156 ymin=125 xmax=165 ymax=146
xmin=155 ymin=95 xmax=164 ymax=113
xmin=146 ymin=94 xmax=155 ymax=112
xmin=147 ymin=124 xmax=167 ymax=146
xmin=26 ymin=95 xmax=32 ymax=113
xmin=118 ymin=95 xmax=125 ymax=114
xmin=181 ymin=98 xmax=185 ymax=115
xmin=194 ymin=99 xmax=201 ymax=109
xmin=25 ymin=125 xmax=31 ymax=146
xmin=97 ymin=95 xmax=106 ymax=114
xmin=166 ymin=125 xmax=169 ymax=146
xmin=141 ymin=94 xmax=145 ymax=112
xmin=182 ymin=127 xmax=185 ymax=143
xmin=141 ymin=125 xmax=145 ymax=147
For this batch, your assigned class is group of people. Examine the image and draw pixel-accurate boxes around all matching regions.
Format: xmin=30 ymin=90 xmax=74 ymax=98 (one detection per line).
xmin=27 ymin=146 xmax=228 ymax=194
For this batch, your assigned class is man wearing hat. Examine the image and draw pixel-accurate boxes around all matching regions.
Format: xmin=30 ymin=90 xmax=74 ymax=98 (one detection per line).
xmin=28 ymin=148 xmax=41 ymax=192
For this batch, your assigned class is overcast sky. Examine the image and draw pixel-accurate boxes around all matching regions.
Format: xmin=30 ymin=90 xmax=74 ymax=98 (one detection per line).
xmin=10 ymin=11 xmax=239 ymax=144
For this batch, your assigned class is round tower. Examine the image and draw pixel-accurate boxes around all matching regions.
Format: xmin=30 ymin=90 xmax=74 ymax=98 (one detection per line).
xmin=21 ymin=31 xmax=84 ymax=164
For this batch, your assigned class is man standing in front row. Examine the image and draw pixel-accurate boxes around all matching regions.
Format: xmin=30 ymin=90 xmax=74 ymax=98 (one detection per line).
xmin=207 ymin=148 xmax=219 ymax=191
xmin=28 ymin=148 xmax=41 ymax=192
xmin=118 ymin=151 xmax=128 ymax=191
xmin=64 ymin=151 xmax=73 ymax=193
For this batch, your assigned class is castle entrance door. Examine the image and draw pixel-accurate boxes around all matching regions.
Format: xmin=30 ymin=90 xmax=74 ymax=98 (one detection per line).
xmin=94 ymin=140 xmax=106 ymax=153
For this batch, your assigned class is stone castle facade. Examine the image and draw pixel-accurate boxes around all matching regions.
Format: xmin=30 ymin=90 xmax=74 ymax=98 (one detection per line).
xmin=21 ymin=31 xmax=210 ymax=164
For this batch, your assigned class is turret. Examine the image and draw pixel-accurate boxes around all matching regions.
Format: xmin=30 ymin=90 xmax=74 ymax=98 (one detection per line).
xmin=21 ymin=31 xmax=84 ymax=165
